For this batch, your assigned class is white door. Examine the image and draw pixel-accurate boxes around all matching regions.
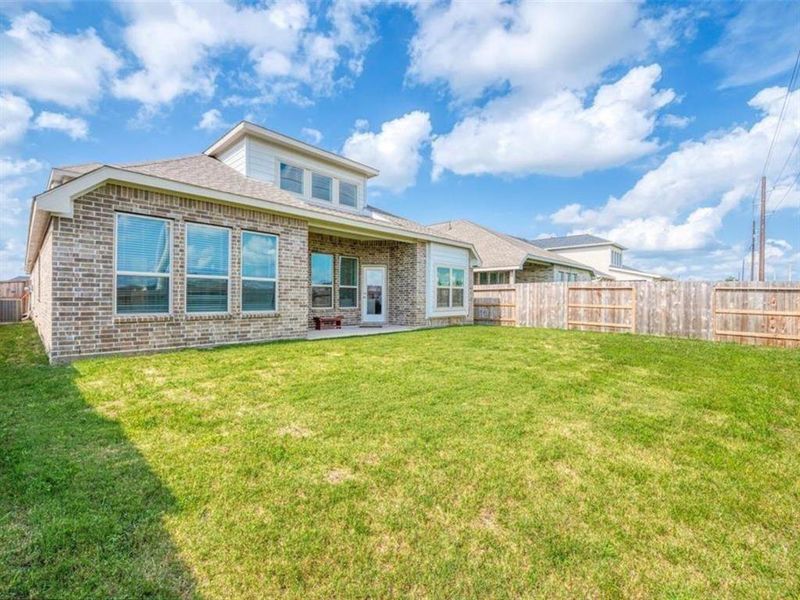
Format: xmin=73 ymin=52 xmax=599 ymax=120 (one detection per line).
xmin=362 ymin=265 xmax=386 ymax=324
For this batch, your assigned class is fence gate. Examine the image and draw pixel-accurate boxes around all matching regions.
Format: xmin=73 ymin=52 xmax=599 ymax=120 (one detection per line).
xmin=473 ymin=286 xmax=517 ymax=326
xmin=566 ymin=285 xmax=636 ymax=333
xmin=713 ymin=286 xmax=800 ymax=348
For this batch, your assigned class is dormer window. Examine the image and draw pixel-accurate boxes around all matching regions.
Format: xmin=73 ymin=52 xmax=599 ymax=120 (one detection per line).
xmin=312 ymin=172 xmax=332 ymax=202
xmin=279 ymin=162 xmax=304 ymax=194
xmin=339 ymin=181 xmax=357 ymax=208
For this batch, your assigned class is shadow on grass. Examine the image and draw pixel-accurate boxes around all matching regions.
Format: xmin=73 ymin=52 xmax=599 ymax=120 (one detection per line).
xmin=0 ymin=324 xmax=195 ymax=599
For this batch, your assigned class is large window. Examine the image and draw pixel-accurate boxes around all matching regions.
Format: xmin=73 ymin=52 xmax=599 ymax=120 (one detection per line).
xmin=311 ymin=252 xmax=333 ymax=308
xmin=280 ymin=162 xmax=304 ymax=194
xmin=115 ymin=213 xmax=171 ymax=314
xmin=339 ymin=181 xmax=358 ymax=207
xmin=339 ymin=256 xmax=358 ymax=308
xmin=186 ymin=223 xmax=230 ymax=313
xmin=242 ymin=231 xmax=278 ymax=312
xmin=311 ymin=172 xmax=332 ymax=202
xmin=436 ymin=266 xmax=465 ymax=309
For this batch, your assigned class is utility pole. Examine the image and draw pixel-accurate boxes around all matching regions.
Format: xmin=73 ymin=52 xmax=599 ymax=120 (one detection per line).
xmin=758 ymin=175 xmax=766 ymax=281
xmin=750 ymin=220 xmax=756 ymax=280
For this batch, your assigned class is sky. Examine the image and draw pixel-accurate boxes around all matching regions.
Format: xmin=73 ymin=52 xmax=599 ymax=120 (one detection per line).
xmin=1 ymin=0 xmax=799 ymax=281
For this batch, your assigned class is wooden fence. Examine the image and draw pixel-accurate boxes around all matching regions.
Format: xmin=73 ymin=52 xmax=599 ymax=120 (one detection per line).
xmin=474 ymin=281 xmax=800 ymax=348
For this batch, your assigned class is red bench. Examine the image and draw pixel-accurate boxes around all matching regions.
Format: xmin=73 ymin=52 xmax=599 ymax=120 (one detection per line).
xmin=313 ymin=315 xmax=343 ymax=330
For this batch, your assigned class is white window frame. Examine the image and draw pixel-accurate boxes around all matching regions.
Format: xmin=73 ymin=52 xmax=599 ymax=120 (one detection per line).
xmin=311 ymin=252 xmax=334 ymax=309
xmin=113 ymin=212 xmax=173 ymax=316
xmin=338 ymin=255 xmax=359 ymax=309
xmin=311 ymin=171 xmax=333 ymax=203
xmin=241 ymin=230 xmax=279 ymax=314
xmin=435 ymin=265 xmax=466 ymax=310
xmin=338 ymin=179 xmax=359 ymax=209
xmin=278 ymin=161 xmax=305 ymax=196
xmin=185 ymin=222 xmax=231 ymax=314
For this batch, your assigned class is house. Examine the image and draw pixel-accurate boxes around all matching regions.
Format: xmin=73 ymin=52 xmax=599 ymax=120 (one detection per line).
xmin=428 ymin=220 xmax=596 ymax=284
xmin=532 ymin=234 xmax=666 ymax=281
xmin=25 ymin=121 xmax=479 ymax=362
xmin=0 ymin=275 xmax=29 ymax=299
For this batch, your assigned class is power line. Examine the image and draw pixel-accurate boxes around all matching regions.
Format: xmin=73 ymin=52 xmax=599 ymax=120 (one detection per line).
xmin=760 ymin=48 xmax=800 ymax=177
xmin=765 ymin=130 xmax=800 ymax=205
xmin=767 ymin=172 xmax=800 ymax=217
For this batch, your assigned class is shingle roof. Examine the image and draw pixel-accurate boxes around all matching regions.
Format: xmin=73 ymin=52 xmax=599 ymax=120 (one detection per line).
xmin=55 ymin=156 xmax=467 ymax=245
xmin=532 ymin=233 xmax=621 ymax=250
xmin=427 ymin=220 xmax=595 ymax=273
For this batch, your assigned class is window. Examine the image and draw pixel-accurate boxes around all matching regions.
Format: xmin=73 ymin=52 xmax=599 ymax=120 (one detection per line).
xmin=186 ymin=223 xmax=230 ymax=313
xmin=339 ymin=181 xmax=358 ymax=207
xmin=311 ymin=172 xmax=332 ymax=202
xmin=280 ymin=162 xmax=304 ymax=194
xmin=115 ymin=213 xmax=171 ymax=314
xmin=311 ymin=252 xmax=334 ymax=308
xmin=557 ymin=271 xmax=578 ymax=282
xmin=475 ymin=271 xmax=509 ymax=285
xmin=436 ymin=267 xmax=465 ymax=309
xmin=612 ymin=249 xmax=623 ymax=267
xmin=242 ymin=231 xmax=278 ymax=312
xmin=339 ymin=256 xmax=358 ymax=308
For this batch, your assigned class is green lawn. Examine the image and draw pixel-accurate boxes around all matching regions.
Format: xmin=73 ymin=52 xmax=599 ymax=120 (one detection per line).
xmin=1 ymin=323 xmax=799 ymax=599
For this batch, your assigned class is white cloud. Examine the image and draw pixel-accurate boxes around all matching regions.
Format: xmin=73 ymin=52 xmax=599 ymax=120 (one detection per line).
xmin=0 ymin=157 xmax=44 ymax=279
xmin=409 ymin=1 xmax=692 ymax=179
xmin=195 ymin=108 xmax=227 ymax=131
xmin=431 ymin=64 xmax=675 ymax=178
xmin=34 ymin=111 xmax=89 ymax=140
xmin=342 ymin=111 xmax=432 ymax=193
xmin=660 ymin=114 xmax=693 ymax=129
xmin=704 ymin=2 xmax=799 ymax=88
xmin=0 ymin=12 xmax=121 ymax=109
xmin=113 ymin=0 xmax=376 ymax=109
xmin=0 ymin=157 xmax=44 ymax=179
xmin=551 ymin=86 xmax=800 ymax=252
xmin=407 ymin=0 xmax=688 ymax=103
xmin=0 ymin=237 xmax=27 ymax=280
xmin=300 ymin=127 xmax=323 ymax=145
xmin=0 ymin=93 xmax=33 ymax=148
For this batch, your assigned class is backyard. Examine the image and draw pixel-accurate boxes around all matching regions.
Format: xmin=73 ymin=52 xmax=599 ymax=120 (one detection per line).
xmin=1 ymin=322 xmax=799 ymax=598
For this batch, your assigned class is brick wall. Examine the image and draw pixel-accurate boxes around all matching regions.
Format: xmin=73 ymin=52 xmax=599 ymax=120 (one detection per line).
xmin=29 ymin=221 xmax=54 ymax=353
xmin=47 ymin=184 xmax=309 ymax=362
xmin=307 ymin=233 xmax=429 ymax=327
xmin=515 ymin=262 xmax=554 ymax=283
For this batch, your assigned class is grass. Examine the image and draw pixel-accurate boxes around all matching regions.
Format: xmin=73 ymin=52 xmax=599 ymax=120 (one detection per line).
xmin=1 ymin=322 xmax=799 ymax=599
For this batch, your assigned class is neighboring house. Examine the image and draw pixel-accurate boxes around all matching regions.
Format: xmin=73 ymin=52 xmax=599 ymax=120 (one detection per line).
xmin=0 ymin=275 xmax=29 ymax=299
xmin=428 ymin=220 xmax=596 ymax=284
xmin=532 ymin=234 xmax=666 ymax=281
xmin=25 ymin=121 xmax=479 ymax=362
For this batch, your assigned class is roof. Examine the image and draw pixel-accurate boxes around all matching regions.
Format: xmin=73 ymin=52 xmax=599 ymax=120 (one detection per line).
xmin=532 ymin=233 xmax=626 ymax=251
xmin=26 ymin=155 xmax=478 ymax=271
xmin=609 ymin=264 xmax=669 ymax=280
xmin=204 ymin=121 xmax=379 ymax=178
xmin=427 ymin=220 xmax=596 ymax=273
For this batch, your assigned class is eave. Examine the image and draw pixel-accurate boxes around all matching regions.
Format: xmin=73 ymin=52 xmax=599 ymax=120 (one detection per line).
xmin=26 ymin=166 xmax=480 ymax=271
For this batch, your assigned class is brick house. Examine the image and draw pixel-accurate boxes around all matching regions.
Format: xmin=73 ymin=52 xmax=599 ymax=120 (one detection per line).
xmin=428 ymin=220 xmax=597 ymax=285
xmin=25 ymin=122 xmax=478 ymax=362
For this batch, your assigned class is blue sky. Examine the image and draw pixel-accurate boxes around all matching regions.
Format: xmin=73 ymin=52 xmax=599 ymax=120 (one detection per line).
xmin=1 ymin=0 xmax=798 ymax=280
